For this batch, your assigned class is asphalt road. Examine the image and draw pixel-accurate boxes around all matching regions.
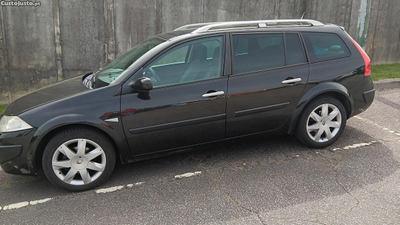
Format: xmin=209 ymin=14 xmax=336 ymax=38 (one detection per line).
xmin=1 ymin=88 xmax=399 ymax=225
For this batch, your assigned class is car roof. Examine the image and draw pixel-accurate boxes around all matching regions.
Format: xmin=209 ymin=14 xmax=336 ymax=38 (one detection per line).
xmin=156 ymin=19 xmax=342 ymax=42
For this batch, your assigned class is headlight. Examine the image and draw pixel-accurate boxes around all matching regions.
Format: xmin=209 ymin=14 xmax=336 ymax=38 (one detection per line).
xmin=0 ymin=116 xmax=33 ymax=133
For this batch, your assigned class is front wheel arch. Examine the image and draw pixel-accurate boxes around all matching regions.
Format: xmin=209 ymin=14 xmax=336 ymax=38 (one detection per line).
xmin=34 ymin=124 xmax=121 ymax=172
xmin=41 ymin=126 xmax=116 ymax=191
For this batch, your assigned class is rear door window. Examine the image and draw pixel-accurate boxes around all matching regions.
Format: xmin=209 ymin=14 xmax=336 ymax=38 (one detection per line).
xmin=302 ymin=32 xmax=350 ymax=63
xmin=232 ymin=33 xmax=285 ymax=74
xmin=232 ymin=33 xmax=308 ymax=74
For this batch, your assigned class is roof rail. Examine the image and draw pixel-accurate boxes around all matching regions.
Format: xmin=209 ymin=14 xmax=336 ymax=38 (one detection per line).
xmin=175 ymin=19 xmax=324 ymax=34
xmin=174 ymin=22 xmax=219 ymax=31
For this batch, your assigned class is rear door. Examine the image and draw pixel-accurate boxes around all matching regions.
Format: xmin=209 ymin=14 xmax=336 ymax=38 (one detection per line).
xmin=226 ymin=32 xmax=309 ymax=137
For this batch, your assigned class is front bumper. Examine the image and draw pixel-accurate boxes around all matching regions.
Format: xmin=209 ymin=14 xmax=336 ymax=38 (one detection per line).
xmin=0 ymin=129 xmax=37 ymax=175
xmin=0 ymin=145 xmax=22 ymax=163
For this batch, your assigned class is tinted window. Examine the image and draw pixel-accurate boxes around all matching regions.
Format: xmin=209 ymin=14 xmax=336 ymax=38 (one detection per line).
xmin=286 ymin=33 xmax=306 ymax=65
xmin=153 ymin=46 xmax=189 ymax=66
xmin=302 ymin=32 xmax=350 ymax=62
xmin=202 ymin=40 xmax=222 ymax=59
xmin=144 ymin=36 xmax=224 ymax=88
xmin=96 ymin=37 xmax=164 ymax=86
xmin=233 ymin=34 xmax=285 ymax=74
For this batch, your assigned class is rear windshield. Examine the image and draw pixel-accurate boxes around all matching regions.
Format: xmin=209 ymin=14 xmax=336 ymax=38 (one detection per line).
xmin=95 ymin=37 xmax=164 ymax=87
xmin=302 ymin=32 xmax=350 ymax=63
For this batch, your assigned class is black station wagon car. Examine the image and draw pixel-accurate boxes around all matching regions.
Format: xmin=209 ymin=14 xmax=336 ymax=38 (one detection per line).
xmin=0 ymin=19 xmax=374 ymax=191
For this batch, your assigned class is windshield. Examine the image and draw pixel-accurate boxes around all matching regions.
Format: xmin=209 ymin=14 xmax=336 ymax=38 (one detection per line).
xmin=93 ymin=37 xmax=164 ymax=88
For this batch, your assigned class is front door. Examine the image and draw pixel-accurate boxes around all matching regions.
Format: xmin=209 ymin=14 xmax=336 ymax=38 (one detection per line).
xmin=121 ymin=35 xmax=227 ymax=155
xmin=226 ymin=32 xmax=309 ymax=137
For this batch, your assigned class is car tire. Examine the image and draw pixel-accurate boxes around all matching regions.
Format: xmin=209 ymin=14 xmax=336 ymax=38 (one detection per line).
xmin=42 ymin=127 xmax=116 ymax=192
xmin=295 ymin=96 xmax=347 ymax=148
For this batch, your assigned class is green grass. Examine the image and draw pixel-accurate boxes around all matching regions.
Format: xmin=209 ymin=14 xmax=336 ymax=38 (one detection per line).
xmin=0 ymin=105 xmax=6 ymax=115
xmin=372 ymin=63 xmax=400 ymax=81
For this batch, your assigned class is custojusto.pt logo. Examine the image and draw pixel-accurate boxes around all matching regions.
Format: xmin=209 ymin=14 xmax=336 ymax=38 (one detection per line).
xmin=1 ymin=1 xmax=41 ymax=7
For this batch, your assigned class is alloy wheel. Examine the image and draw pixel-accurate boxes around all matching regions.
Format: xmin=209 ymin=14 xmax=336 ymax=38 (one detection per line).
xmin=51 ymin=139 xmax=106 ymax=186
xmin=306 ymin=103 xmax=342 ymax=143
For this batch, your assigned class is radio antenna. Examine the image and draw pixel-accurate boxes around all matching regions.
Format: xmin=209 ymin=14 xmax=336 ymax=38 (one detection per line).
xmin=301 ymin=12 xmax=305 ymax=19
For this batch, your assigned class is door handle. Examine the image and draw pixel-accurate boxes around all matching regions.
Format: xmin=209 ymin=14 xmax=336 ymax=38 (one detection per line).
xmin=282 ymin=78 xmax=302 ymax=84
xmin=202 ymin=91 xmax=225 ymax=98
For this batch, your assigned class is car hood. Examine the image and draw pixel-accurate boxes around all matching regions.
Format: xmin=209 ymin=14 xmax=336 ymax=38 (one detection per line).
xmin=5 ymin=76 xmax=90 ymax=116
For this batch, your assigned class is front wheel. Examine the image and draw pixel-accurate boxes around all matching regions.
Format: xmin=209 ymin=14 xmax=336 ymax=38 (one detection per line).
xmin=42 ymin=127 xmax=116 ymax=191
xmin=295 ymin=96 xmax=347 ymax=148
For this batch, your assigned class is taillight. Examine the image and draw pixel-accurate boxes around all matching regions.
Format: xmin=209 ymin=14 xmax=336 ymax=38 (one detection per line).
xmin=347 ymin=33 xmax=371 ymax=76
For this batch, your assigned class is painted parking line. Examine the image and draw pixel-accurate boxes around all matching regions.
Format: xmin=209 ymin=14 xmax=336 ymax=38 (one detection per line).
xmin=95 ymin=181 xmax=146 ymax=194
xmin=174 ymin=171 xmax=202 ymax=179
xmin=0 ymin=198 xmax=52 ymax=211
xmin=96 ymin=185 xmax=124 ymax=194
xmin=127 ymin=182 xmax=145 ymax=188
xmin=331 ymin=141 xmax=378 ymax=151
xmin=354 ymin=116 xmax=400 ymax=136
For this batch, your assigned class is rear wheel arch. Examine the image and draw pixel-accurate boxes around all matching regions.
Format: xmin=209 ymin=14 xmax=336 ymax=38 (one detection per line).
xmin=288 ymin=83 xmax=353 ymax=134
xmin=295 ymin=96 xmax=347 ymax=148
xmin=34 ymin=124 xmax=121 ymax=172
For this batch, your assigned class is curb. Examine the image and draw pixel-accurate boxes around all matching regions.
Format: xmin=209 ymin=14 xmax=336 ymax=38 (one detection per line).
xmin=373 ymin=78 xmax=400 ymax=90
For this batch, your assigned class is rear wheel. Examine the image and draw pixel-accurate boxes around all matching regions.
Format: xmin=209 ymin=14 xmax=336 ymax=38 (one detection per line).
xmin=295 ymin=96 xmax=347 ymax=148
xmin=42 ymin=127 xmax=116 ymax=191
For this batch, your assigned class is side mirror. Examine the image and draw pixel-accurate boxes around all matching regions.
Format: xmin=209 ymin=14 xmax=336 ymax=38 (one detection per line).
xmin=130 ymin=77 xmax=153 ymax=93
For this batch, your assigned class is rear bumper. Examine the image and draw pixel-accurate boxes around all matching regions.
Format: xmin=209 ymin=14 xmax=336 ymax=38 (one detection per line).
xmin=363 ymin=88 xmax=375 ymax=104
xmin=0 ymin=129 xmax=37 ymax=175
xmin=350 ymin=76 xmax=375 ymax=117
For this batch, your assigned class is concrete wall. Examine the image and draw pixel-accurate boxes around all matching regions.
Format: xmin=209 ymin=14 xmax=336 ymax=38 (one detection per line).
xmin=0 ymin=0 xmax=399 ymax=104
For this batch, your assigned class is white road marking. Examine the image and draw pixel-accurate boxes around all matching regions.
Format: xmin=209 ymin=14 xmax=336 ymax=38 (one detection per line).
xmin=330 ymin=141 xmax=378 ymax=151
xmin=1 ymin=198 xmax=53 ymax=211
xmin=29 ymin=198 xmax=52 ymax=205
xmin=1 ymin=182 xmax=147 ymax=211
xmin=354 ymin=116 xmax=400 ymax=136
xmin=174 ymin=171 xmax=202 ymax=179
xmin=343 ymin=142 xmax=373 ymax=150
xmin=127 ymin=182 xmax=145 ymax=188
xmin=3 ymin=202 xmax=29 ymax=210
xmin=95 ymin=185 xmax=124 ymax=194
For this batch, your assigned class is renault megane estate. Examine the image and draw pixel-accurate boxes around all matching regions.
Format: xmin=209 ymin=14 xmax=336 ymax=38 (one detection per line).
xmin=0 ymin=19 xmax=375 ymax=191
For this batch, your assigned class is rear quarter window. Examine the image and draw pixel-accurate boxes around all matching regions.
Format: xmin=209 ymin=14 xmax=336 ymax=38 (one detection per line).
xmin=285 ymin=33 xmax=306 ymax=65
xmin=302 ymin=32 xmax=350 ymax=63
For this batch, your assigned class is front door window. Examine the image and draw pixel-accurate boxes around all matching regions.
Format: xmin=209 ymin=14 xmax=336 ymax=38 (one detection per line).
xmin=143 ymin=36 xmax=224 ymax=88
